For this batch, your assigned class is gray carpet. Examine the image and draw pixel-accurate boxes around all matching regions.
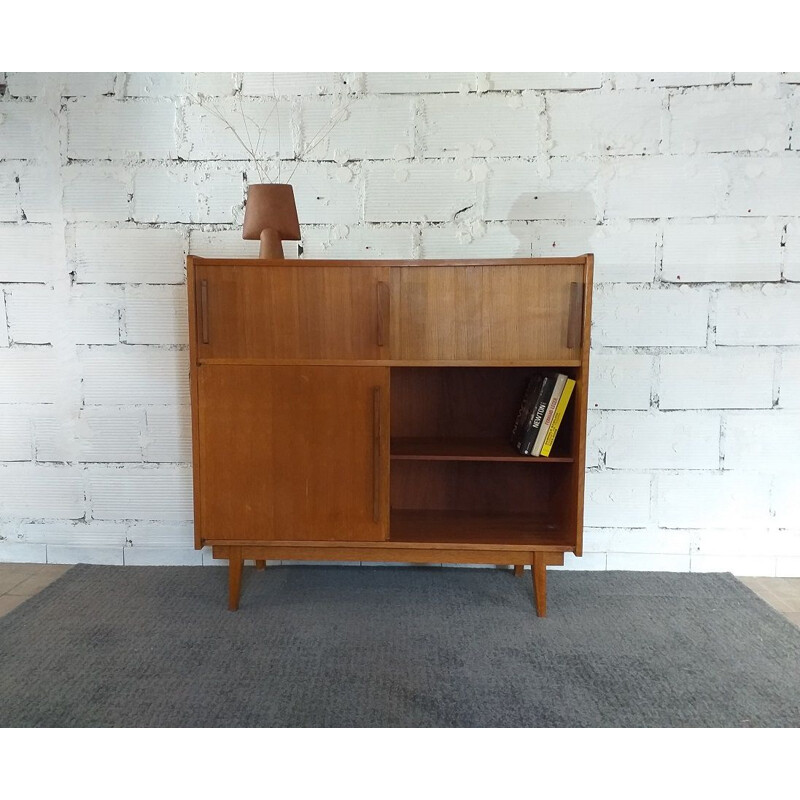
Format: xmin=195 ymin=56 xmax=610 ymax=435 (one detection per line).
xmin=1 ymin=564 xmax=799 ymax=727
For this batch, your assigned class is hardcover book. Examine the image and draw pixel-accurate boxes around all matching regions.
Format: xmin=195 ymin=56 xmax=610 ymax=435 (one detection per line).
xmin=531 ymin=373 xmax=569 ymax=456
xmin=515 ymin=373 xmax=558 ymax=455
xmin=540 ymin=378 xmax=576 ymax=457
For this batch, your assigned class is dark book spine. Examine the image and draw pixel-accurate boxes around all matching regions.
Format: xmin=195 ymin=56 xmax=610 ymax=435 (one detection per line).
xmin=516 ymin=374 xmax=557 ymax=455
xmin=510 ymin=375 xmax=544 ymax=444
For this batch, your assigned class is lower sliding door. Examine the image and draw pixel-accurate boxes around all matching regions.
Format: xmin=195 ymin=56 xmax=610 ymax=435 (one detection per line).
xmin=197 ymin=364 xmax=390 ymax=543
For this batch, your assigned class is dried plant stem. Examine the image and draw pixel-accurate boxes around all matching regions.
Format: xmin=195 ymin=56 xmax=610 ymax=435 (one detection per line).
xmin=193 ymin=88 xmax=351 ymax=186
xmin=286 ymin=103 xmax=352 ymax=184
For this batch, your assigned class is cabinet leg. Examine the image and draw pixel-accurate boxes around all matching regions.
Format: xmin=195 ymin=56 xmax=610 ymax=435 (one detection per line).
xmin=513 ymin=564 xmax=524 ymax=577
xmin=255 ymin=560 xmax=266 ymax=570
xmin=229 ymin=548 xmax=243 ymax=611
xmin=532 ymin=552 xmax=547 ymax=617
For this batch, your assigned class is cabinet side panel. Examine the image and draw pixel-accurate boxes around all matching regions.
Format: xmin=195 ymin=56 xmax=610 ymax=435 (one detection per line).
xmin=571 ymin=255 xmax=593 ymax=557
xmin=186 ymin=256 xmax=203 ymax=549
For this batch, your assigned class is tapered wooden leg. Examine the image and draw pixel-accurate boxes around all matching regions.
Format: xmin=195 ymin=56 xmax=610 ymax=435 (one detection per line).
xmin=532 ymin=552 xmax=547 ymax=617
xmin=229 ymin=548 xmax=243 ymax=611
xmin=255 ymin=560 xmax=266 ymax=570
xmin=513 ymin=564 xmax=525 ymax=577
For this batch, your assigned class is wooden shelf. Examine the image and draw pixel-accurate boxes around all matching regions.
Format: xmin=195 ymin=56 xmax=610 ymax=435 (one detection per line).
xmin=390 ymin=509 xmax=571 ymax=549
xmin=390 ymin=437 xmax=573 ymax=463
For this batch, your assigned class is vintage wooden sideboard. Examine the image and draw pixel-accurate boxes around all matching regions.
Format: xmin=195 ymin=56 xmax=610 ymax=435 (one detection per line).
xmin=187 ymin=255 xmax=593 ymax=615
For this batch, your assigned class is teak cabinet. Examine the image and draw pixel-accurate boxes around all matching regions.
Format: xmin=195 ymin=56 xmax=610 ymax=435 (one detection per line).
xmin=187 ymin=255 xmax=594 ymax=616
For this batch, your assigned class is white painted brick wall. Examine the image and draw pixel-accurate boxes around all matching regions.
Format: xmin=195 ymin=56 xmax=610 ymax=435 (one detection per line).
xmin=662 ymin=220 xmax=782 ymax=283
xmin=487 ymin=73 xmax=602 ymax=91
xmin=420 ymin=223 xmax=532 ymax=259
xmin=0 ymin=103 xmax=52 ymax=159
xmin=716 ymin=286 xmax=800 ymax=345
xmin=722 ymin=157 xmax=800 ymax=216
xmin=786 ymin=222 xmax=800 ymax=281
xmin=133 ymin=164 xmax=243 ymax=224
xmin=271 ymin=163 xmax=361 ymax=225
xmin=601 ymin=411 xmax=721 ymax=470
xmin=0 ymin=464 xmax=85 ymax=519
xmin=485 ymin=160 xmax=599 ymax=221
xmin=62 ymin=166 xmax=130 ymax=223
xmin=181 ymin=98 xmax=294 ymax=161
xmin=589 ymin=353 xmax=653 ymax=410
xmin=123 ymin=285 xmax=188 ymax=345
xmin=772 ymin=473 xmax=800 ymax=529
xmin=17 ymin=165 xmax=61 ymax=223
xmin=0 ymin=167 xmax=19 ymax=220
xmin=422 ymin=94 xmax=544 ymax=158
xmin=779 ymin=352 xmax=800 ymax=407
xmin=87 ymin=466 xmax=193 ymax=521
xmin=302 ymin=225 xmax=414 ymax=259
xmin=670 ymin=88 xmax=789 ymax=153
xmin=77 ymin=408 xmax=145 ymax=462
xmin=0 ymin=290 xmax=8 ymax=347
xmin=1 ymin=72 xmax=798 ymax=574
xmin=142 ymin=407 xmax=192 ymax=463
xmin=615 ymin=73 xmax=732 ymax=89
xmin=0 ymin=226 xmax=60 ymax=282
xmin=734 ymin=72 xmax=800 ymax=85
xmin=548 ymin=91 xmax=663 ymax=156
xmin=0 ymin=408 xmax=33 ymax=460
xmin=584 ymin=472 xmax=652 ymax=527
xmin=18 ymin=521 xmax=129 ymax=547
xmin=723 ymin=411 xmax=800 ymax=470
xmin=301 ymin=97 xmax=413 ymax=161
xmin=364 ymin=73 xmax=474 ymax=94
xmin=657 ymin=472 xmax=773 ymax=528
xmin=66 ymin=99 xmax=178 ymax=160
xmin=0 ymin=348 xmax=61 ymax=403
xmin=592 ymin=285 xmax=709 ymax=347
xmin=122 ymin=73 xmax=235 ymax=98
xmin=365 ymin=162 xmax=477 ymax=223
xmin=70 ymin=227 xmax=187 ymax=284
xmin=605 ymin=156 xmax=728 ymax=218
xmin=81 ymin=347 xmax=190 ymax=405
xmin=188 ymin=229 xmax=260 ymax=259
xmin=7 ymin=72 xmax=116 ymax=97
xmin=242 ymin=73 xmax=341 ymax=97
xmin=658 ymin=350 xmax=775 ymax=409
xmin=6 ymin=285 xmax=121 ymax=344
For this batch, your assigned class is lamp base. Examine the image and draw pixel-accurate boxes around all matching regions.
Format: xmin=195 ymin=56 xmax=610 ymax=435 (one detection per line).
xmin=259 ymin=228 xmax=284 ymax=259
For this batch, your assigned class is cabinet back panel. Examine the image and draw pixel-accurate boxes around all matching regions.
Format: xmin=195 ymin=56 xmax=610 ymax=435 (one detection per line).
xmin=390 ymin=460 xmax=574 ymax=523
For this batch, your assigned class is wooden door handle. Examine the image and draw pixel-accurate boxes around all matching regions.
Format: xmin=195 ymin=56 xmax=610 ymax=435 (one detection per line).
xmin=200 ymin=279 xmax=209 ymax=344
xmin=567 ymin=281 xmax=582 ymax=349
xmin=376 ymin=281 xmax=390 ymax=348
xmin=373 ymin=386 xmax=381 ymax=523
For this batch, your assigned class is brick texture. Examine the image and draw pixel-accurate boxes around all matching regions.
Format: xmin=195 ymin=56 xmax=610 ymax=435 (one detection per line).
xmin=1 ymin=71 xmax=797 ymax=574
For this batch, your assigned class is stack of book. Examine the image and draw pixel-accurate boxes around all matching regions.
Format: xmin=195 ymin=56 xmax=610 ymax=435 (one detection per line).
xmin=511 ymin=372 xmax=576 ymax=456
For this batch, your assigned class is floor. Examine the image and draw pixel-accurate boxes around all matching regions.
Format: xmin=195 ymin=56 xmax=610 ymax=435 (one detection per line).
xmin=0 ymin=563 xmax=799 ymax=627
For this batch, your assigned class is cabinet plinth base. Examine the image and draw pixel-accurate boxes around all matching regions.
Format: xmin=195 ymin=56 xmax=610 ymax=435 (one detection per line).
xmin=215 ymin=545 xmax=565 ymax=615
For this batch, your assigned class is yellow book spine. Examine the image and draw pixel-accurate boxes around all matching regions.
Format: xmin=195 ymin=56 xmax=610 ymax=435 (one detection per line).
xmin=540 ymin=379 xmax=575 ymax=457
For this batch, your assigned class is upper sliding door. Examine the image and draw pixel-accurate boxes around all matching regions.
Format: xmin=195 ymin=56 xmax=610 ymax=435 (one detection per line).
xmin=194 ymin=265 xmax=390 ymax=361
xmin=389 ymin=264 xmax=585 ymax=362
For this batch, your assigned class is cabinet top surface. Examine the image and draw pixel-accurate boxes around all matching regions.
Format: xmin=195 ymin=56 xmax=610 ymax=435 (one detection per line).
xmin=190 ymin=255 xmax=593 ymax=268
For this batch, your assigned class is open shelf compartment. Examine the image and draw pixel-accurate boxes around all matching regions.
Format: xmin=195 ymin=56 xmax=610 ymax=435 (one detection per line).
xmin=390 ymin=366 xmax=578 ymax=460
xmin=388 ymin=366 xmax=581 ymax=548
xmin=388 ymin=456 xmax=576 ymax=548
